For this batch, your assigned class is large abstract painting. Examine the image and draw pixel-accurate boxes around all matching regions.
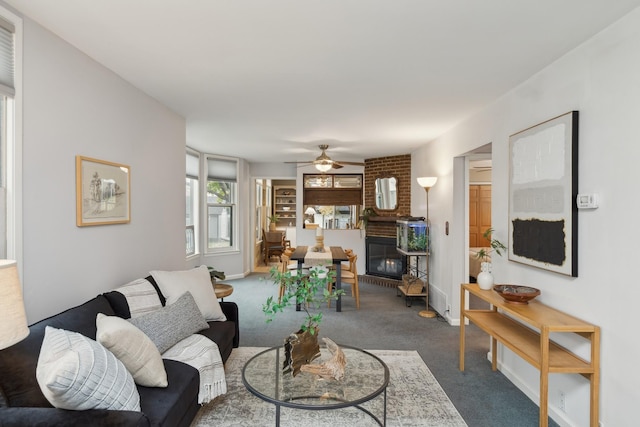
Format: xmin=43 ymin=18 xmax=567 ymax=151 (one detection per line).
xmin=508 ymin=111 xmax=578 ymax=277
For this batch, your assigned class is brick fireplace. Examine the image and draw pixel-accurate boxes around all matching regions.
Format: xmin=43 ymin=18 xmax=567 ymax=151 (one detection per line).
xmin=363 ymin=154 xmax=412 ymax=282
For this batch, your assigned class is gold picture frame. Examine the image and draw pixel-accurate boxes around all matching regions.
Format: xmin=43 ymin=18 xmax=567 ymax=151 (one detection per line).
xmin=76 ymin=156 xmax=131 ymax=226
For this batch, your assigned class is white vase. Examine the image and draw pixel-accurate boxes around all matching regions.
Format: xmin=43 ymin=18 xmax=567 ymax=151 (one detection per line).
xmin=477 ymin=262 xmax=494 ymax=290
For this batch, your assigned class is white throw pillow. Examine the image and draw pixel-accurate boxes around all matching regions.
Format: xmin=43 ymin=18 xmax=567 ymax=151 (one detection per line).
xmin=36 ymin=326 xmax=140 ymax=412
xmin=96 ymin=313 xmax=168 ymax=387
xmin=115 ymin=278 xmax=163 ymax=318
xmin=150 ymin=266 xmax=226 ymax=321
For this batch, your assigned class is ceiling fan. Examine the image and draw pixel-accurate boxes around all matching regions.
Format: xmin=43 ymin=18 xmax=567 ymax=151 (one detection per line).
xmin=287 ymin=144 xmax=365 ymax=172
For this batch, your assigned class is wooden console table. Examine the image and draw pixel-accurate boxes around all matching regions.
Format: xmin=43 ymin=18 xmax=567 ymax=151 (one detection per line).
xmin=459 ymin=283 xmax=600 ymax=427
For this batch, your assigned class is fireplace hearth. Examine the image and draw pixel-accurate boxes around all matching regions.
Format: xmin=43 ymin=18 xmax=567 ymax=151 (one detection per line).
xmin=366 ymin=236 xmax=406 ymax=280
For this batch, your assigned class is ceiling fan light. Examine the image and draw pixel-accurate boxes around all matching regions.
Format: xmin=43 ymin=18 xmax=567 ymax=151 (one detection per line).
xmin=315 ymin=162 xmax=332 ymax=173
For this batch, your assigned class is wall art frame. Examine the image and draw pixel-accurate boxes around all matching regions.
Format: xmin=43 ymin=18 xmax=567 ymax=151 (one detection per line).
xmin=76 ymin=155 xmax=131 ymax=226
xmin=508 ymin=111 xmax=578 ymax=277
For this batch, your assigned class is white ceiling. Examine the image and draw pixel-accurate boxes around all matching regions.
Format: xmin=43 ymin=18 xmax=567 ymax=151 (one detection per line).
xmin=6 ymin=0 xmax=640 ymax=164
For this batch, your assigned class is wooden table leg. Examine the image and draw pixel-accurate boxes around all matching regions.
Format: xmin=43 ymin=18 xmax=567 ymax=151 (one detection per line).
xmin=459 ymin=285 xmax=466 ymax=371
xmin=539 ymin=327 xmax=550 ymax=427
xmin=335 ymin=261 xmax=342 ymax=312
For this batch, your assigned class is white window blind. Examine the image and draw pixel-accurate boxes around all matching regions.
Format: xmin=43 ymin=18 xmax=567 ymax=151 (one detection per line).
xmin=186 ymin=151 xmax=199 ymax=180
xmin=207 ymin=157 xmax=237 ymax=182
xmin=0 ymin=17 xmax=14 ymax=97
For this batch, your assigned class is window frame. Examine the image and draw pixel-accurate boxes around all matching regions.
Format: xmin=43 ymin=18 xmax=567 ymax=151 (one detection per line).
xmin=185 ymin=149 xmax=200 ymax=258
xmin=0 ymin=6 xmax=21 ymax=267
xmin=205 ymin=155 xmax=239 ymax=254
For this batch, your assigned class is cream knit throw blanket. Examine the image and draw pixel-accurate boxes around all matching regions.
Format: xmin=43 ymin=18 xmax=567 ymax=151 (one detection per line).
xmin=162 ymin=334 xmax=227 ymax=404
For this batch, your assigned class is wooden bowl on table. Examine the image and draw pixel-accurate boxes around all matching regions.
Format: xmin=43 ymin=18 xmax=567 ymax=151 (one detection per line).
xmin=493 ymin=285 xmax=540 ymax=305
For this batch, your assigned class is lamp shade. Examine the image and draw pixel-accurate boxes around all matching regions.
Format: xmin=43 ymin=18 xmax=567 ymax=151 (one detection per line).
xmin=0 ymin=260 xmax=29 ymax=349
xmin=305 ymin=207 xmax=316 ymax=215
xmin=417 ymin=176 xmax=438 ymax=189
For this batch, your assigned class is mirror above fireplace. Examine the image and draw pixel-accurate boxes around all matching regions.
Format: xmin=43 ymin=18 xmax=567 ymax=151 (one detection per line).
xmin=375 ymin=176 xmax=397 ymax=210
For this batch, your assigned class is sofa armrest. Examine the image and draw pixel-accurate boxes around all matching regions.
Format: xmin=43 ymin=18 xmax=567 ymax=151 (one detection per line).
xmin=0 ymin=407 xmax=149 ymax=426
xmin=220 ymin=301 xmax=239 ymax=348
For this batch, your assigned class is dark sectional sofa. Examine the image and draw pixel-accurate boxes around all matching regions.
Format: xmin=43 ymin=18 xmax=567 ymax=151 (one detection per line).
xmin=0 ymin=276 xmax=239 ymax=427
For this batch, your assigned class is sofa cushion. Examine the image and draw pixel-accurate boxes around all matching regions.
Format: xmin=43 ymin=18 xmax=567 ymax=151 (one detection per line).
xmin=36 ymin=326 xmax=140 ymax=411
xmin=150 ymin=266 xmax=226 ymax=321
xmin=138 ymin=359 xmax=200 ymax=427
xmin=128 ymin=291 xmax=209 ymax=354
xmin=96 ymin=313 xmax=168 ymax=388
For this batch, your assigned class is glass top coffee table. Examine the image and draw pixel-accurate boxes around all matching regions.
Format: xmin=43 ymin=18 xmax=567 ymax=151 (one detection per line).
xmin=242 ymin=344 xmax=389 ymax=426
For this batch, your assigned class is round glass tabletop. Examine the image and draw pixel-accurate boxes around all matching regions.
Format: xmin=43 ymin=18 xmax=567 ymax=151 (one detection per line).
xmin=242 ymin=344 xmax=389 ymax=410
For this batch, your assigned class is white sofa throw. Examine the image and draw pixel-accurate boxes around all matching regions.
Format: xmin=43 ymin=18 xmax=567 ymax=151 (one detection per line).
xmin=162 ymin=334 xmax=227 ymax=404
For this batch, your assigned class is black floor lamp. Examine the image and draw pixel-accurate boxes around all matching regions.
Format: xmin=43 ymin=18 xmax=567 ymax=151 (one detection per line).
xmin=416 ymin=176 xmax=437 ymax=319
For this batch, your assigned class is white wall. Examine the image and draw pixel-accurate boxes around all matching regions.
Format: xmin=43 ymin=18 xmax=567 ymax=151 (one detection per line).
xmin=20 ymin=17 xmax=186 ymax=322
xmin=413 ymin=7 xmax=640 ymax=427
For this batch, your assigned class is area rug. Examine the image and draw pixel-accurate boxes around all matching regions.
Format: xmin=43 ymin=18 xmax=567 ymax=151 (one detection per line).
xmin=191 ymin=347 xmax=467 ymax=426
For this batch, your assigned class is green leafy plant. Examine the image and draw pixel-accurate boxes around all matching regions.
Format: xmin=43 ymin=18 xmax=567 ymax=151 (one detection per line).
xmin=267 ymin=214 xmax=280 ymax=224
xmin=359 ymin=207 xmax=376 ymax=229
xmin=263 ymin=266 xmax=344 ymax=334
xmin=206 ymin=267 xmax=225 ymax=281
xmin=475 ymin=228 xmax=507 ymax=262
xmin=407 ymin=229 xmax=427 ymax=252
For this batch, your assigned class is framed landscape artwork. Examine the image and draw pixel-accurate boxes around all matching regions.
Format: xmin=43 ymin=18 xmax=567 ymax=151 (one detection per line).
xmin=508 ymin=111 xmax=579 ymax=277
xmin=76 ymin=156 xmax=131 ymax=226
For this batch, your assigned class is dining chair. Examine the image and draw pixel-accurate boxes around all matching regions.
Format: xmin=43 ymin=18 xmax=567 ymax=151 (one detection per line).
xmin=263 ymin=229 xmax=285 ymax=265
xmin=278 ymin=252 xmax=310 ymax=302
xmin=328 ymin=253 xmax=360 ymax=309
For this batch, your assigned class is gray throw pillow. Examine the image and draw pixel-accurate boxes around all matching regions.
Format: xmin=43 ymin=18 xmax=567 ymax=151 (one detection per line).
xmin=129 ymin=291 xmax=209 ymax=354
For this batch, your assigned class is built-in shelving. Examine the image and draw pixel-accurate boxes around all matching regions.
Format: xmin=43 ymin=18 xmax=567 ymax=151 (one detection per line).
xmin=273 ymin=186 xmax=296 ymax=227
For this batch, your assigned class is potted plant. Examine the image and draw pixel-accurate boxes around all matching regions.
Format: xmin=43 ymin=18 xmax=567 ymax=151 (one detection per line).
xmin=263 ymin=266 xmax=344 ymax=376
xmin=358 ymin=207 xmax=376 ymax=229
xmin=475 ymin=228 xmax=507 ymax=290
xmin=267 ymin=214 xmax=280 ymax=231
xmin=206 ymin=267 xmax=225 ymax=282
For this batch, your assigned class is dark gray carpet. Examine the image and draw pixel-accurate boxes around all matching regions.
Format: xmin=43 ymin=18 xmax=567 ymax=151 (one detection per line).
xmin=222 ymin=273 xmax=558 ymax=427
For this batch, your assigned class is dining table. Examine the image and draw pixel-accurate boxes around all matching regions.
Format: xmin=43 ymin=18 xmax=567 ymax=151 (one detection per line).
xmin=289 ymin=246 xmax=349 ymax=312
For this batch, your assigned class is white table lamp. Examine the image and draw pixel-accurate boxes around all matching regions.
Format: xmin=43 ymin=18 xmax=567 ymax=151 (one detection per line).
xmin=0 ymin=260 xmax=29 ymax=349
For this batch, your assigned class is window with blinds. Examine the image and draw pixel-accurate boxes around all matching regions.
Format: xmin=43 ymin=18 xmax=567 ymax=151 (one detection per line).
xmin=185 ymin=150 xmax=199 ymax=256
xmin=303 ymin=174 xmax=363 ymax=230
xmin=206 ymin=156 xmax=238 ymax=252
xmin=0 ymin=11 xmax=16 ymax=260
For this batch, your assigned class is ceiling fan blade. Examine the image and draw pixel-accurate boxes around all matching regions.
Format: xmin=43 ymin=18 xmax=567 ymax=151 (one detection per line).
xmin=284 ymin=144 xmax=364 ymax=170
xmin=335 ymin=161 xmax=365 ymax=166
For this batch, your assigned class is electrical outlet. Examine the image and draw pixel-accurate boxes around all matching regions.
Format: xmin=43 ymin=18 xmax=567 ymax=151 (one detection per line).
xmin=559 ymin=391 xmax=566 ymax=412
xmin=446 ymin=304 xmax=452 ymax=313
